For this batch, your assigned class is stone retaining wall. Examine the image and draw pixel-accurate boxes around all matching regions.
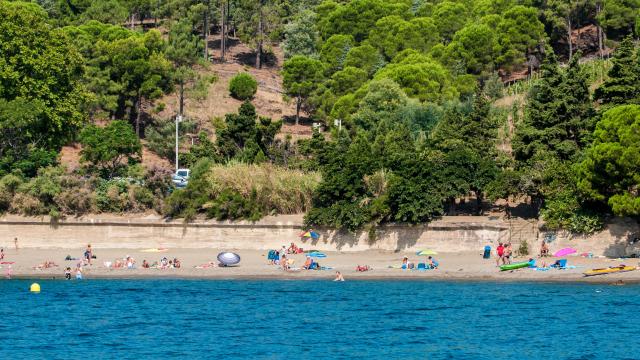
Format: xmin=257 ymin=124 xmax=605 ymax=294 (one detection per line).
xmin=0 ymin=215 xmax=636 ymax=256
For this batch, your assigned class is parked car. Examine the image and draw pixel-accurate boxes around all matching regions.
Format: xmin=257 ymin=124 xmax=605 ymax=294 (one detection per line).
xmin=172 ymin=168 xmax=190 ymax=188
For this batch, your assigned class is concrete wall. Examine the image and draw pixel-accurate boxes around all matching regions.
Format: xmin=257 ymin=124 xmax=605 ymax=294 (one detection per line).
xmin=0 ymin=215 xmax=508 ymax=252
xmin=0 ymin=214 xmax=636 ymax=256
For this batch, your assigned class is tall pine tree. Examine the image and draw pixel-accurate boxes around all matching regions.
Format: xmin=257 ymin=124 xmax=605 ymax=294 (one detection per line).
xmin=514 ymin=52 xmax=595 ymax=163
xmin=594 ymin=36 xmax=640 ymax=107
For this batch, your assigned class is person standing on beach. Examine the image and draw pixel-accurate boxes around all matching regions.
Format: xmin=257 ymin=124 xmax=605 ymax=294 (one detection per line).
xmin=496 ymin=243 xmax=504 ymax=266
xmin=84 ymin=244 xmax=92 ymax=265
xmin=65 ymin=267 xmax=71 ymax=280
xmin=0 ymin=248 xmax=4 ymax=260
xmin=504 ymin=243 xmax=513 ymax=265
xmin=334 ymin=271 xmax=344 ymax=281
xmin=14 ymin=237 xmax=18 ymax=251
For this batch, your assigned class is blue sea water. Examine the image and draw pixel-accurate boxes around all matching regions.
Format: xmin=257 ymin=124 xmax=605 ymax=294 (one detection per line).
xmin=1 ymin=279 xmax=639 ymax=359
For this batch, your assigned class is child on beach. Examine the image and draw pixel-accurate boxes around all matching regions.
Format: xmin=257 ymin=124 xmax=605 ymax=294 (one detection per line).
xmin=65 ymin=267 xmax=71 ymax=280
xmin=0 ymin=248 xmax=4 ymax=260
xmin=75 ymin=267 xmax=83 ymax=280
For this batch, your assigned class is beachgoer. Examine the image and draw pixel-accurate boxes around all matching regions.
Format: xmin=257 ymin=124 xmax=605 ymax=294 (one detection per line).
xmin=5 ymin=265 xmax=12 ymax=279
xmin=334 ymin=271 xmax=345 ymax=281
xmin=540 ymin=240 xmax=549 ymax=257
xmin=84 ymin=244 xmax=92 ymax=265
xmin=281 ymin=254 xmax=289 ymax=271
xmin=428 ymin=256 xmax=439 ymax=269
xmin=14 ymin=237 xmax=18 ymax=251
xmin=303 ymin=256 xmax=312 ymax=270
xmin=142 ymin=260 xmax=149 ymax=268
xmin=126 ymin=256 xmax=135 ymax=269
xmin=288 ymin=242 xmax=298 ymax=254
xmin=504 ymin=243 xmax=513 ymax=265
xmin=65 ymin=267 xmax=71 ymax=280
xmin=76 ymin=267 xmax=83 ymax=280
xmin=356 ymin=265 xmax=370 ymax=272
xmin=173 ymin=258 xmax=181 ymax=268
xmin=0 ymin=248 xmax=4 ymax=260
xmin=496 ymin=243 xmax=504 ymax=266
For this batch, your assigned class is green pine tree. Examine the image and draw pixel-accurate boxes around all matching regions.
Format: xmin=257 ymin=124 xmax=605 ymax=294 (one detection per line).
xmin=594 ymin=36 xmax=640 ymax=107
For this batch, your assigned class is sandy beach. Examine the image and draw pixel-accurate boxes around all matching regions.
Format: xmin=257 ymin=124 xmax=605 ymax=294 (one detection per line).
xmin=2 ymin=246 xmax=640 ymax=283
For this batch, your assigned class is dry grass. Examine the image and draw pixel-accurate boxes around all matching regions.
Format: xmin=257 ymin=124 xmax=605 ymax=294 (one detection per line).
xmin=205 ymin=162 xmax=321 ymax=214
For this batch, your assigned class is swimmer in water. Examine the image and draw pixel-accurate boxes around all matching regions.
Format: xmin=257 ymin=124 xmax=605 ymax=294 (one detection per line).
xmin=334 ymin=271 xmax=345 ymax=282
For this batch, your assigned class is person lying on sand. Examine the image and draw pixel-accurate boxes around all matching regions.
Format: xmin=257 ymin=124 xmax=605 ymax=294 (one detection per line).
xmin=195 ymin=262 xmax=216 ymax=269
xmin=356 ymin=265 xmax=371 ymax=272
xmin=32 ymin=261 xmax=59 ymax=270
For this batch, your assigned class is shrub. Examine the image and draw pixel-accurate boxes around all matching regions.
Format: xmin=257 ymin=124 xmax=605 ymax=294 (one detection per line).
xmin=164 ymin=162 xmax=320 ymax=221
xmin=129 ymin=185 xmax=155 ymax=211
xmin=229 ymin=73 xmax=258 ymax=100
xmin=205 ymin=189 xmax=262 ymax=221
xmin=55 ymin=188 xmax=96 ymax=215
xmin=0 ymin=173 xmax=23 ymax=212
xmin=95 ymin=179 xmax=130 ymax=213
xmin=10 ymin=193 xmax=46 ymax=216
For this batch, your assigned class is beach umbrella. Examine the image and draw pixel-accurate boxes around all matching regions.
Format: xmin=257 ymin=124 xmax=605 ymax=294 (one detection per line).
xmin=308 ymin=252 xmax=327 ymax=258
xmin=416 ymin=250 xmax=437 ymax=256
xmin=300 ymin=231 xmax=320 ymax=239
xmin=217 ymin=252 xmax=241 ymax=266
xmin=554 ymin=248 xmax=577 ymax=257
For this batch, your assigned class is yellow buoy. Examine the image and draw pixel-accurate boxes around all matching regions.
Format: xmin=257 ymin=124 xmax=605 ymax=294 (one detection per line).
xmin=30 ymin=283 xmax=41 ymax=293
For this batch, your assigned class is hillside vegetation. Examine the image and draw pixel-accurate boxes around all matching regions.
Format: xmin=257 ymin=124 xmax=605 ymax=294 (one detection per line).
xmin=1 ymin=0 xmax=640 ymax=234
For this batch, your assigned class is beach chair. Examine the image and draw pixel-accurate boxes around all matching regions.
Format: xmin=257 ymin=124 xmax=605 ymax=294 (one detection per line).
xmin=552 ymin=259 xmax=567 ymax=269
xmin=416 ymin=263 xmax=427 ymax=270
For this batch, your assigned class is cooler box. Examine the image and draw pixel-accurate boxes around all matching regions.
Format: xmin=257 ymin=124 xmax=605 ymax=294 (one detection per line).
xmin=483 ymin=246 xmax=491 ymax=259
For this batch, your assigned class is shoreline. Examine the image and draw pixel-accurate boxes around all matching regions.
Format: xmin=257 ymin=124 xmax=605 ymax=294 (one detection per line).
xmin=2 ymin=247 xmax=639 ymax=284
xmin=6 ymin=273 xmax=640 ymax=284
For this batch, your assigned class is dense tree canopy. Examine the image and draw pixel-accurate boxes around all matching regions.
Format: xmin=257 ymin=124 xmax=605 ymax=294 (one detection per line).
xmin=2 ymin=0 xmax=640 ymax=231
xmin=578 ymin=105 xmax=640 ymax=216
xmin=0 ymin=1 xmax=86 ymax=175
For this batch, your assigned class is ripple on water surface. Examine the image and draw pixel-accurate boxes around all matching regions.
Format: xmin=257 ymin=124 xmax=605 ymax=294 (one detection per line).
xmin=1 ymin=280 xmax=639 ymax=359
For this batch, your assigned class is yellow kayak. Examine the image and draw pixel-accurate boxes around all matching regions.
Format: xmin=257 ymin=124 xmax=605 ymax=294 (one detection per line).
xmin=583 ymin=265 xmax=636 ymax=277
